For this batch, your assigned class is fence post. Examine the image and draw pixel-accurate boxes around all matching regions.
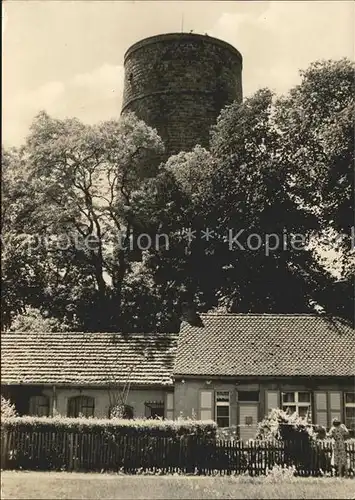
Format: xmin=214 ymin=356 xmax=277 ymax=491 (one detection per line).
xmin=69 ymin=433 xmax=74 ymax=471
xmin=1 ymin=428 xmax=9 ymax=470
xmin=74 ymin=433 xmax=79 ymax=471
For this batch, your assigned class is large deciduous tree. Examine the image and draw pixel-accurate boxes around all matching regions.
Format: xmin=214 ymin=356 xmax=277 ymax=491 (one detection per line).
xmin=2 ymin=58 xmax=353 ymax=331
xmin=135 ymin=59 xmax=354 ymax=324
xmin=1 ymin=146 xmax=49 ymax=327
xmin=2 ymin=112 xmax=164 ymax=331
xmin=273 ymin=59 xmax=354 ymax=320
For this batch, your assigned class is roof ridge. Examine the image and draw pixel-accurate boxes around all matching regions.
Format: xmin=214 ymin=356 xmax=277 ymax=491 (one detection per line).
xmin=199 ymin=313 xmax=330 ymax=317
xmin=2 ymin=331 xmax=179 ymax=336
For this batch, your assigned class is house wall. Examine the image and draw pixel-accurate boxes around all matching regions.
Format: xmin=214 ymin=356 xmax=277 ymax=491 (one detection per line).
xmin=46 ymin=387 xmax=173 ymax=419
xmin=3 ymin=385 xmax=173 ymax=419
xmin=4 ymin=378 xmax=353 ymax=436
xmin=174 ymin=377 xmax=354 ymax=440
xmin=174 ymin=379 xmax=239 ymax=424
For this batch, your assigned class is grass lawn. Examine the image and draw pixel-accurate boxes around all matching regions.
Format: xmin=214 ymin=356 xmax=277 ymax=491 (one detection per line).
xmin=1 ymin=471 xmax=354 ymax=500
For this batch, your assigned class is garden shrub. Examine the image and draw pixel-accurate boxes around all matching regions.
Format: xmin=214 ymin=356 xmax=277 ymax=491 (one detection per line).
xmin=1 ymin=395 xmax=17 ymax=419
xmin=256 ymin=408 xmax=330 ymax=474
xmin=1 ymin=415 xmax=216 ymax=438
xmin=256 ymin=408 xmax=314 ymax=442
xmin=217 ymin=426 xmax=239 ymax=441
xmin=1 ymin=416 xmax=217 ymax=472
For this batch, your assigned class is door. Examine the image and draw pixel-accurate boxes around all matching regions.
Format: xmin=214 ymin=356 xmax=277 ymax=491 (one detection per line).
xmin=239 ymin=404 xmax=258 ymax=441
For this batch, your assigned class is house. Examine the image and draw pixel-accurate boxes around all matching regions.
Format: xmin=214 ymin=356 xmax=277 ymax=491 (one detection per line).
xmin=1 ymin=331 xmax=177 ymax=420
xmin=174 ymin=314 xmax=355 ymax=440
xmin=2 ymin=314 xmax=354 ymax=441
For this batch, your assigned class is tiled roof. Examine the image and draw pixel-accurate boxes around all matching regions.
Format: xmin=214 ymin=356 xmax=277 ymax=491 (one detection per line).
xmin=174 ymin=314 xmax=355 ymax=378
xmin=1 ymin=332 xmax=178 ymax=386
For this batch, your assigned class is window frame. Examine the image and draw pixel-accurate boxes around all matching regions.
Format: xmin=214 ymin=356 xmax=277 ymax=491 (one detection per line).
xmin=345 ymin=392 xmax=355 ymax=405
xmin=282 ymin=391 xmax=311 ymax=418
xmin=344 ymin=392 xmax=355 ymax=435
xmin=215 ymin=391 xmax=230 ymax=428
xmin=67 ymin=395 xmax=95 ymax=418
xmin=144 ymin=401 xmax=164 ymax=419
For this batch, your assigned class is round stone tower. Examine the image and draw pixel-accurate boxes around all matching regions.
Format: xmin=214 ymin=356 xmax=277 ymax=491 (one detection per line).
xmin=121 ymin=33 xmax=243 ymax=158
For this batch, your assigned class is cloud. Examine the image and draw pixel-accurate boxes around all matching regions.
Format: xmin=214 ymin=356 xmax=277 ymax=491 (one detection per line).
xmin=71 ymin=63 xmax=124 ymax=93
xmin=3 ymin=64 xmax=124 ymax=146
xmin=3 ymin=81 xmax=66 ymax=146
xmin=3 ymin=1 xmax=353 ymax=147
xmin=66 ymin=63 xmax=124 ymax=124
xmin=18 ymin=81 xmax=65 ymax=111
xmin=210 ymin=1 xmax=354 ymax=97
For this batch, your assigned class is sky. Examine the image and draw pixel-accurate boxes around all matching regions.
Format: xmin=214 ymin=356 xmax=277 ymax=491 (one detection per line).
xmin=2 ymin=0 xmax=354 ymax=147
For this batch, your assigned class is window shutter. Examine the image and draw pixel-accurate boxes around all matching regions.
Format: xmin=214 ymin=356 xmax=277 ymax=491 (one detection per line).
xmin=166 ymin=393 xmax=174 ymax=420
xmin=199 ymin=390 xmax=213 ymax=421
xmin=266 ymin=390 xmax=279 ymax=414
xmin=329 ymin=391 xmax=341 ymax=423
xmin=314 ymin=391 xmax=328 ymax=428
xmin=29 ymin=395 xmax=49 ymax=417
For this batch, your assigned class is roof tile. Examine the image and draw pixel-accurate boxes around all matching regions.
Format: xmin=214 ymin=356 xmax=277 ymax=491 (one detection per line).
xmin=173 ymin=314 xmax=355 ymax=377
xmin=2 ymin=332 xmax=178 ymax=386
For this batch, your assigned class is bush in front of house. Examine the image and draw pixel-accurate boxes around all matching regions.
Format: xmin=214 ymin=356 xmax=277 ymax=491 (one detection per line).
xmin=255 ymin=408 xmax=331 ymax=475
xmin=217 ymin=425 xmax=239 ymax=441
xmin=1 ymin=414 xmax=216 ymax=438
xmin=1 ymin=395 xmax=17 ymax=419
xmin=256 ymin=408 xmax=315 ymax=443
xmin=1 ymin=415 xmax=217 ymax=472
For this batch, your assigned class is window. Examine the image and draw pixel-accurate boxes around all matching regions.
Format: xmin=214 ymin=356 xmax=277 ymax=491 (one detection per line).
xmin=238 ymin=391 xmax=259 ymax=402
xmin=67 ymin=396 xmax=95 ymax=418
xmin=215 ymin=391 xmax=230 ymax=428
xmin=145 ymin=401 xmax=164 ymax=419
xmin=29 ymin=395 xmax=49 ymax=417
xmin=282 ymin=392 xmax=311 ymax=418
xmin=345 ymin=392 xmax=355 ymax=435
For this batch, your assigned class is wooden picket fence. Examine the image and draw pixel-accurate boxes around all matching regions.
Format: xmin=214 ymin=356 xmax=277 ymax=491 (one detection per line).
xmin=1 ymin=427 xmax=355 ymax=476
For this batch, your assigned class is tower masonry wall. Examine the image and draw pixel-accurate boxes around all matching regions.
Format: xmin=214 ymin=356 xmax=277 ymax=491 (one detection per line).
xmin=122 ymin=33 xmax=243 ymax=158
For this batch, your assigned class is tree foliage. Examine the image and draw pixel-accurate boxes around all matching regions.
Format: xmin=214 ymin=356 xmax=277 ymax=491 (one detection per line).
xmin=2 ymin=112 xmax=164 ymax=331
xmin=7 ymin=307 xmax=70 ymax=333
xmin=138 ymin=59 xmax=354 ymax=323
xmin=1 ymin=59 xmax=353 ymax=331
xmin=1 ymin=395 xmax=18 ymax=418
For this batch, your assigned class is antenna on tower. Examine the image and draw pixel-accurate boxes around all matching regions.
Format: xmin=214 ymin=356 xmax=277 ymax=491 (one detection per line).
xmin=181 ymin=12 xmax=184 ymax=32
